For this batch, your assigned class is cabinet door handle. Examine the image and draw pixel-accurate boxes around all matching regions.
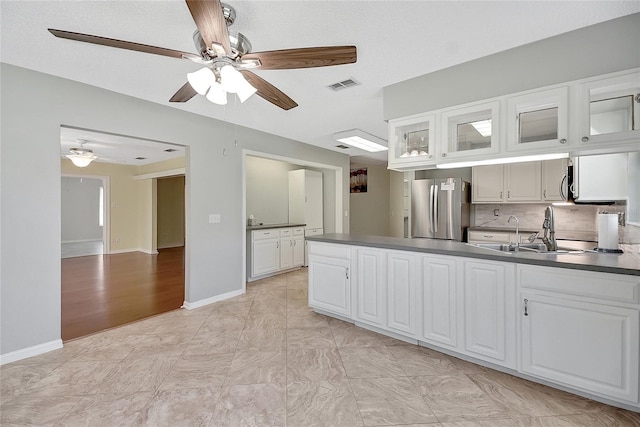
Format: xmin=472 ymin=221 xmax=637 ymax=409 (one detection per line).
xmin=507 ymin=190 xmax=511 ymax=199
xmin=345 ymin=267 xmax=349 ymax=280
xmin=500 ymin=191 xmax=503 ymax=199
xmin=293 ymin=240 xmax=296 ymax=246
xmin=543 ymin=189 xmax=547 ymax=198
xmin=277 ymin=241 xmax=280 ymax=248
xmin=524 ymin=298 xmax=529 ymax=316
xmin=290 ymin=240 xmax=293 ymax=247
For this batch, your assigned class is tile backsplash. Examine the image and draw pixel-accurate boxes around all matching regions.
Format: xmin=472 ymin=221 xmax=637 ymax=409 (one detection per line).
xmin=473 ymin=203 xmax=639 ymax=244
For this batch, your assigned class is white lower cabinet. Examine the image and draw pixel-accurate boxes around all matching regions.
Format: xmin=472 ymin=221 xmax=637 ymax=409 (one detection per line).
xmin=463 ymin=260 xmax=516 ymax=368
xmin=420 ymin=255 xmax=459 ymax=349
xmin=251 ymin=231 xmax=280 ymax=277
xmin=279 ymin=237 xmax=293 ymax=269
xmin=307 ymin=241 xmax=640 ymax=410
xmin=308 ymin=242 xmax=351 ymax=317
xmin=354 ymin=247 xmax=385 ymax=327
xmin=518 ymin=265 xmax=640 ymax=404
xmin=387 ymin=251 xmax=418 ymax=337
xmin=248 ymin=227 xmax=305 ymax=281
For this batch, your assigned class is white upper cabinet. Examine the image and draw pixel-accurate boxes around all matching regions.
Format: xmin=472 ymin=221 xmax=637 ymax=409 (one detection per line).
xmin=388 ymin=113 xmax=436 ymax=169
xmin=440 ymin=101 xmax=500 ymax=161
xmin=387 ymin=68 xmax=640 ymax=171
xmin=506 ymin=87 xmax=569 ymax=152
xmin=579 ymin=69 xmax=640 ymax=149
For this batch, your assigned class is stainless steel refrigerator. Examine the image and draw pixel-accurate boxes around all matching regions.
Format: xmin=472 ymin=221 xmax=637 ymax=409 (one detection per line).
xmin=411 ymin=178 xmax=470 ymax=241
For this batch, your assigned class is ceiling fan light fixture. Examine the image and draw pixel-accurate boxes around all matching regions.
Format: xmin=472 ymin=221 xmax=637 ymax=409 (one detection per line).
xmin=206 ymin=81 xmax=228 ymax=105
xmin=66 ymin=148 xmax=97 ymax=168
xmin=187 ymin=67 xmax=216 ymax=95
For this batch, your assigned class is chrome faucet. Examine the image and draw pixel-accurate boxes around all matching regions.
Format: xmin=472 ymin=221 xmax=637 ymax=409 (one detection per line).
xmin=542 ymin=206 xmax=557 ymax=251
xmin=508 ymin=215 xmax=519 ymax=252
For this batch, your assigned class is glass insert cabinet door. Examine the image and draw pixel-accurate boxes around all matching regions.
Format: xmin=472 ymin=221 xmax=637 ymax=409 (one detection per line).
xmin=506 ymin=87 xmax=568 ymax=152
xmin=389 ymin=113 xmax=435 ymax=164
xmin=580 ymin=70 xmax=640 ymax=145
xmin=440 ymin=101 xmax=500 ymax=159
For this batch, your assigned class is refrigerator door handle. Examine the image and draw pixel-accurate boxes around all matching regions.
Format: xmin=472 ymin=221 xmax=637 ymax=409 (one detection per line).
xmin=433 ymin=184 xmax=438 ymax=233
xmin=429 ymin=184 xmax=435 ymax=234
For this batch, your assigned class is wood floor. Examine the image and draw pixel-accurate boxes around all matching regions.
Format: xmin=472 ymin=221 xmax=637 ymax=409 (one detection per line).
xmin=61 ymin=247 xmax=185 ymax=341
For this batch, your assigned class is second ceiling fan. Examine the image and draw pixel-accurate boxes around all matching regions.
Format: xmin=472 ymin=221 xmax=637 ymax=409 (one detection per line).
xmin=49 ymin=0 xmax=357 ymax=110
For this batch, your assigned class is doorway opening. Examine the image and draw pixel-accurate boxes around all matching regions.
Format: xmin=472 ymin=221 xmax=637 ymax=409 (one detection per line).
xmin=60 ymin=126 xmax=188 ymax=341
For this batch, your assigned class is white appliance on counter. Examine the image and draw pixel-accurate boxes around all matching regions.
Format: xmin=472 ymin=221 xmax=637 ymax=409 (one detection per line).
xmin=288 ymin=169 xmax=323 ymax=266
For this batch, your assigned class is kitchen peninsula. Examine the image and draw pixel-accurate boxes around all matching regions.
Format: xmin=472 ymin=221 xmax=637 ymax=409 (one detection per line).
xmin=306 ymin=233 xmax=640 ymax=412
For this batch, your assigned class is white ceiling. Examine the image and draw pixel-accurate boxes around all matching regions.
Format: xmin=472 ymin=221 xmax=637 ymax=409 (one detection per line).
xmin=2 ymin=1 xmax=638 ymax=165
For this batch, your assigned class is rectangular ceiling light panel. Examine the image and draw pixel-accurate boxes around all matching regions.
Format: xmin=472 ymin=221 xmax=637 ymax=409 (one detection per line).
xmin=334 ymin=129 xmax=388 ymax=152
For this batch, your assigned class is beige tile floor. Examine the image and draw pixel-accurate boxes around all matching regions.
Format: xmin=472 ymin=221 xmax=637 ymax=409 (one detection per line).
xmin=2 ymin=268 xmax=640 ymax=426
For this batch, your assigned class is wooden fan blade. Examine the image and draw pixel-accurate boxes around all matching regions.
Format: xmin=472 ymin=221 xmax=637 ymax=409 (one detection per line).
xmin=240 ymin=71 xmax=298 ymax=110
xmin=241 ymin=46 xmax=357 ymax=70
xmin=185 ymin=0 xmax=231 ymax=55
xmin=48 ymin=29 xmax=201 ymax=61
xmin=169 ymin=82 xmax=198 ymax=103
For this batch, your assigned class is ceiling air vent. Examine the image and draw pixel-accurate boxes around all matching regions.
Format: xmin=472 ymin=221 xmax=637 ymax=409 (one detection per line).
xmin=335 ymin=144 xmax=350 ymax=150
xmin=328 ymin=78 xmax=360 ymax=91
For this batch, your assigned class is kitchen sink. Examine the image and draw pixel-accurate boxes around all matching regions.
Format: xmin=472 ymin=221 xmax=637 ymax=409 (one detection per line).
xmin=467 ymin=242 xmax=585 ymax=254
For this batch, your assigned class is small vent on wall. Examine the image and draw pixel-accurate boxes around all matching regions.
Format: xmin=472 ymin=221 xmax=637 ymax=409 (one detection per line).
xmin=328 ymin=78 xmax=360 ymax=91
xmin=335 ymin=144 xmax=350 ymax=149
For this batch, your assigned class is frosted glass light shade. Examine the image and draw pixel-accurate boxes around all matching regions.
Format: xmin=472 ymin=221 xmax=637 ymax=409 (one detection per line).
xmin=66 ymin=153 xmax=97 ymax=167
xmin=206 ymin=81 xmax=227 ymax=105
xmin=219 ymin=65 xmax=243 ymax=93
xmin=187 ymin=68 xmax=216 ymax=95
xmin=236 ymin=79 xmax=257 ymax=103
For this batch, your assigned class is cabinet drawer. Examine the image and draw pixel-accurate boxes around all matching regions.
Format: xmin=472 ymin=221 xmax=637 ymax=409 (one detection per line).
xmin=518 ymin=265 xmax=639 ymax=304
xmin=468 ymin=230 xmax=510 ymax=243
xmin=293 ymin=227 xmax=305 ymax=236
xmin=307 ymin=242 xmax=350 ymax=259
xmin=280 ymin=228 xmax=292 ymax=237
xmin=253 ymin=229 xmax=280 ymax=240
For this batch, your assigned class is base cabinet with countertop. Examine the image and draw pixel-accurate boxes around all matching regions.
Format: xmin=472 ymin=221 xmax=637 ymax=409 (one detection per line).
xmin=307 ymin=236 xmax=640 ymax=412
xmin=247 ymin=225 xmax=305 ymax=281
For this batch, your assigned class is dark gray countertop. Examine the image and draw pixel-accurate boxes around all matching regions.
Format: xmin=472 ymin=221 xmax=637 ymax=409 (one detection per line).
xmin=247 ymin=223 xmax=306 ymax=231
xmin=306 ymin=233 xmax=640 ymax=277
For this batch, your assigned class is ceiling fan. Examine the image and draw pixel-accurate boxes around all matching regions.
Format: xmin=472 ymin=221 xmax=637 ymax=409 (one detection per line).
xmin=48 ymin=0 xmax=357 ymax=110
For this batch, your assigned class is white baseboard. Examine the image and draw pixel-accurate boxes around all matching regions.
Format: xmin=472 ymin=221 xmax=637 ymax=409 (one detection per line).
xmin=157 ymin=243 xmax=185 ymax=250
xmin=62 ymin=238 xmax=102 ymax=244
xmin=183 ymin=288 xmax=245 ymax=310
xmin=0 ymin=339 xmax=63 ymax=365
xmin=109 ymin=248 xmax=158 ymax=255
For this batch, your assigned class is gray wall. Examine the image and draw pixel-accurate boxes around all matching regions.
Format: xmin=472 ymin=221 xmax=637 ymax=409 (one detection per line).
xmin=61 ymin=176 xmax=103 ymax=242
xmin=384 ymin=13 xmax=640 ymax=120
xmin=0 ymin=63 xmax=349 ymax=356
xmin=349 ymin=164 xmax=391 ymax=236
xmin=246 ymin=156 xmax=304 ymax=225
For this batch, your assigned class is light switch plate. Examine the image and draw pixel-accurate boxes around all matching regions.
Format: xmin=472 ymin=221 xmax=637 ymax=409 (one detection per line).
xmin=209 ymin=214 xmax=221 ymax=223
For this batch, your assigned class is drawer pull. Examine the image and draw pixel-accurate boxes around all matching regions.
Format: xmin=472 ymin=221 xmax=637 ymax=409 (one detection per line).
xmin=483 ymin=235 xmax=493 ymax=238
